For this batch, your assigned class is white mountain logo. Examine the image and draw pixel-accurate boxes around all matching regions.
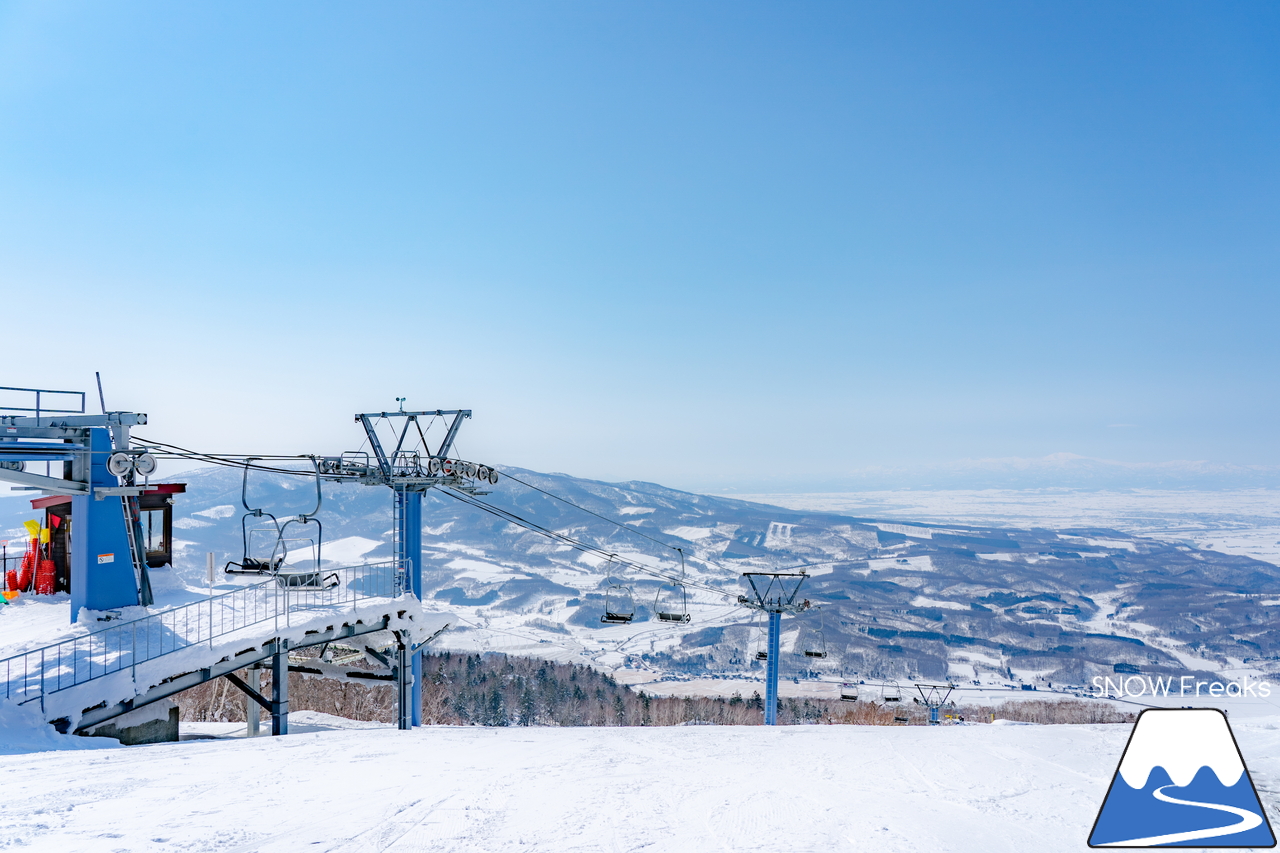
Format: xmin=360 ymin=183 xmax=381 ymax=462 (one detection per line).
xmin=1089 ymin=708 xmax=1275 ymax=847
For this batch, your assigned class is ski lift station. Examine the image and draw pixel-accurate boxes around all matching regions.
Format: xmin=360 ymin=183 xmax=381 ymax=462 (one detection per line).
xmin=0 ymin=384 xmax=482 ymax=740
xmin=0 ymin=380 xmax=918 ymax=742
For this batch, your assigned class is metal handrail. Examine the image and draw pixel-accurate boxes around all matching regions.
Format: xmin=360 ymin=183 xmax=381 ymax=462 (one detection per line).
xmin=0 ymin=559 xmax=406 ymax=709
xmin=0 ymin=386 xmax=86 ymax=416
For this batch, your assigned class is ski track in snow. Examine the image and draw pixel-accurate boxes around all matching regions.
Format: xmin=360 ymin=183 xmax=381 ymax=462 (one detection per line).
xmin=1 ymin=720 xmax=1245 ymax=853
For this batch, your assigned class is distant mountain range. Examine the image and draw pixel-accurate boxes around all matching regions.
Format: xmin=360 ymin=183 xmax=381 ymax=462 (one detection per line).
xmin=5 ymin=464 xmax=1279 ymax=686
xmin=708 ymin=453 xmax=1280 ymax=493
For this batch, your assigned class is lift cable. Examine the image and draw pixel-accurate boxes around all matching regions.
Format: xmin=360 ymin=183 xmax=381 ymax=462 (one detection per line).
xmin=134 ymin=436 xmax=821 ymax=606
xmin=491 ymin=467 xmax=684 ymax=556
xmin=471 ymin=463 xmax=841 ymax=582
xmin=130 ymin=437 xmax=318 ymax=477
xmin=438 ymin=487 xmax=730 ymax=599
xmin=737 ymin=557 xmax=862 ymax=574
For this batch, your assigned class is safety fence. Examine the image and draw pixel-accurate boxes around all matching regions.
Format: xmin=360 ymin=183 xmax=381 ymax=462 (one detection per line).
xmin=0 ymin=560 xmax=405 ymax=707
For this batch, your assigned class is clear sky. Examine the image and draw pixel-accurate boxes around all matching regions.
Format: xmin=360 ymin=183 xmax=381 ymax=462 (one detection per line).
xmin=1 ymin=2 xmax=1277 ymax=491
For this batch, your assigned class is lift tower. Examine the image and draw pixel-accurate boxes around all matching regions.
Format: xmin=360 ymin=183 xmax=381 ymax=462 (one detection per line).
xmin=317 ymin=406 xmax=491 ymax=727
xmin=915 ymin=682 xmax=955 ymax=726
xmin=738 ymin=572 xmax=809 ymax=725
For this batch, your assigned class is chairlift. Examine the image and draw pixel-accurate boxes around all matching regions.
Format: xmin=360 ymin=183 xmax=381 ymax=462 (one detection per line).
xmin=226 ymin=457 xmax=325 ymax=578
xmin=275 ymin=568 xmax=340 ymax=590
xmin=879 ymin=680 xmax=903 ymax=703
xmin=600 ymin=557 xmax=635 ymax=624
xmin=654 ymin=548 xmax=691 ymax=624
xmin=801 ymin=606 xmax=828 ymax=658
xmin=839 ymin=682 xmax=859 ymax=701
xmin=272 ymin=456 xmax=325 ymax=573
xmin=225 ymin=458 xmax=284 ymax=575
xmin=752 ymin=613 xmax=769 ymax=660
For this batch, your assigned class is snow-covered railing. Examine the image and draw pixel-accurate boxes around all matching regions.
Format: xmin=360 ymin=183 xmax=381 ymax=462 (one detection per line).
xmin=0 ymin=560 xmax=405 ymax=706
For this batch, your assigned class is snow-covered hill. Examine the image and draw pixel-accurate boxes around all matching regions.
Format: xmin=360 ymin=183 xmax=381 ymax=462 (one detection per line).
xmin=6 ymin=466 xmax=1280 ymax=692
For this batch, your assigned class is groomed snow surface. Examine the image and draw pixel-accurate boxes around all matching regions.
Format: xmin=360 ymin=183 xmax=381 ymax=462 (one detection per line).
xmin=4 ymin=714 xmax=1280 ymax=852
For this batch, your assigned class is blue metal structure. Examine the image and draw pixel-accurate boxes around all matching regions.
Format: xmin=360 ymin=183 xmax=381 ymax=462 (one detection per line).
xmin=316 ymin=406 xmax=493 ymax=728
xmin=737 ymin=572 xmax=809 ymax=725
xmin=2 ymin=384 xmax=482 ymax=739
xmin=915 ymin=682 xmax=955 ymax=726
xmin=70 ymin=429 xmax=144 ymax=613
xmin=764 ymin=610 xmax=782 ymax=723
xmin=0 ymin=386 xmax=157 ymax=618
xmin=397 ymin=486 xmax=424 ymax=725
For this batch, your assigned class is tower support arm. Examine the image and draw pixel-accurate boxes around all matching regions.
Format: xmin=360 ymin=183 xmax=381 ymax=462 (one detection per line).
xmin=0 ymin=413 xmax=146 ymax=429
xmin=435 ymin=411 xmax=471 ymax=459
xmin=0 ymin=468 xmax=88 ymax=494
xmin=224 ymin=672 xmax=272 ymax=712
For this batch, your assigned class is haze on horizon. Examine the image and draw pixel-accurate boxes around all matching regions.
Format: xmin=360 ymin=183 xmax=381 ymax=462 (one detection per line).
xmin=1 ymin=2 xmax=1277 ymax=493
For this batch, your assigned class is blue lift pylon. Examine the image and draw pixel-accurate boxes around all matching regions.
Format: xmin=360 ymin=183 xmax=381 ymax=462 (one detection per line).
xmin=914 ymin=682 xmax=955 ymax=725
xmin=316 ymin=405 xmax=494 ymax=729
xmin=737 ymin=572 xmax=810 ymax=725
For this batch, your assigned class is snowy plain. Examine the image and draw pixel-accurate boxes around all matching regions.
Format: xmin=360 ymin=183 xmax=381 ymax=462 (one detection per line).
xmin=11 ymin=712 xmax=1280 ymax=853
xmin=732 ymin=489 xmax=1280 ymax=566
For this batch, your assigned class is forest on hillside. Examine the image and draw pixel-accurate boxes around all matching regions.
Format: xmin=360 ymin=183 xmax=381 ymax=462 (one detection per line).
xmin=179 ymin=649 xmax=1133 ymax=727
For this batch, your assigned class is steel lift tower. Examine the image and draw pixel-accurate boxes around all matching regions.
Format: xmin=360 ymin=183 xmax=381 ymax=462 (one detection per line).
xmin=317 ymin=406 xmax=491 ymax=727
xmin=738 ymin=572 xmax=810 ymax=725
xmin=915 ymin=682 xmax=955 ymax=726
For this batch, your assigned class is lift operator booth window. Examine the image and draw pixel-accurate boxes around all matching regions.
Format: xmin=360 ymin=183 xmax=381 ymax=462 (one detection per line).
xmin=28 ymin=483 xmax=186 ymax=593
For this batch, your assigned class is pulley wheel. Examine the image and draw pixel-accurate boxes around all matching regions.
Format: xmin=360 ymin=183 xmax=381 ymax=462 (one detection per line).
xmin=134 ymin=453 xmax=158 ymax=477
xmin=488 ymin=469 xmax=499 ymax=485
xmin=106 ymin=452 xmax=133 ymax=478
xmin=428 ymin=457 xmax=443 ymax=475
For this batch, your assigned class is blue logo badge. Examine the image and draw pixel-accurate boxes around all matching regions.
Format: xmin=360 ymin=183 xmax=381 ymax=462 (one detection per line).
xmin=1089 ymin=708 xmax=1275 ymax=847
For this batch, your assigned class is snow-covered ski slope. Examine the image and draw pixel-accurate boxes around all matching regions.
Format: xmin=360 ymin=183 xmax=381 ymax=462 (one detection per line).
xmin=4 ymin=714 xmax=1280 ymax=852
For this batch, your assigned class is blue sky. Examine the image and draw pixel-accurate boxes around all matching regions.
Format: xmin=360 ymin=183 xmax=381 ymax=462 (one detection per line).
xmin=1 ymin=2 xmax=1277 ymax=490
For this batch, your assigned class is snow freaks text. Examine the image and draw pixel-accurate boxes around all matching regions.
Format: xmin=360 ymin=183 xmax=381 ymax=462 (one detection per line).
xmin=1091 ymin=675 xmax=1272 ymax=699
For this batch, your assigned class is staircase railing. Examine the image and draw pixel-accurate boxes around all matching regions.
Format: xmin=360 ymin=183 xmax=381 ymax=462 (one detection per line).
xmin=0 ymin=559 xmax=406 ymax=709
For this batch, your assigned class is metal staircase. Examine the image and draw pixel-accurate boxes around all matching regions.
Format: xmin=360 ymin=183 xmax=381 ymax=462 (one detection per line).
xmin=0 ymin=559 xmax=434 ymax=734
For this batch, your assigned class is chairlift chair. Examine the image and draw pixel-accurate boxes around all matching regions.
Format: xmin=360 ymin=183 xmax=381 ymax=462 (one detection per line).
xmin=225 ymin=458 xmax=285 ymax=575
xmin=225 ymin=457 xmax=326 ymax=578
xmin=752 ymin=613 xmax=768 ymax=660
xmin=601 ymin=586 xmax=635 ymax=624
xmin=839 ymin=682 xmax=859 ymax=702
xmin=272 ymin=456 xmax=325 ymax=573
xmin=599 ymin=557 xmax=635 ymax=624
xmin=880 ymin=680 xmax=903 ymax=703
xmin=801 ymin=606 xmax=828 ymax=658
xmin=275 ymin=569 xmax=340 ymax=590
xmin=654 ymin=548 xmax=691 ymax=624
